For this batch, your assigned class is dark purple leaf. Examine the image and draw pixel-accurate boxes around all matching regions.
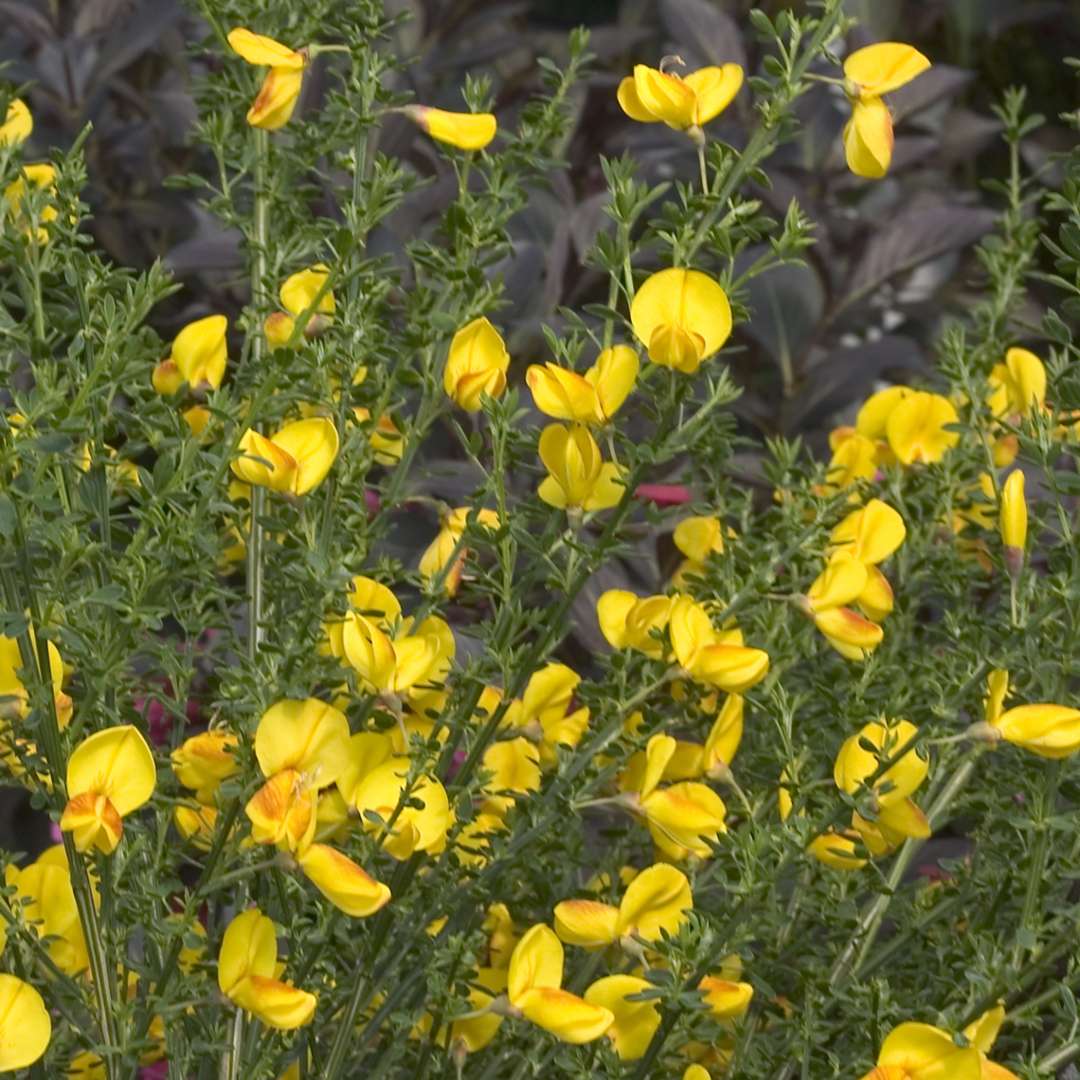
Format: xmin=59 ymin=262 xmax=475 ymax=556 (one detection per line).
xmin=839 ymin=203 xmax=996 ymax=314
xmin=659 ymin=0 xmax=746 ymax=70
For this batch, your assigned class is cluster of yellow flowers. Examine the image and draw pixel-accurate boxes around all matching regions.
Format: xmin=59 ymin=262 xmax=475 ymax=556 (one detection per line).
xmin=2 ymin=16 xmax=1079 ymax=1077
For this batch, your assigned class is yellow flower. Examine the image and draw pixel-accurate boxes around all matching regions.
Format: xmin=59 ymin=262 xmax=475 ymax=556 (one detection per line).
xmin=989 ymin=703 xmax=1080 ymax=759
xmin=801 ymin=559 xmax=885 ymax=662
xmin=858 ymin=1017 xmax=997 ymax=1080
xmin=698 ymin=958 xmax=753 ymax=1020
xmin=841 ymin=43 xmax=931 ymax=179
xmin=617 ymin=62 xmax=743 ymax=133
xmin=0 ymin=631 xmax=72 ymax=728
xmin=341 ymin=610 xmax=454 ymax=696
xmin=0 ymin=98 xmax=32 ymax=147
xmin=419 ymin=507 xmax=500 ymax=597
xmin=4 ymin=163 xmax=59 ymax=243
xmin=0 ymin=974 xmax=50 ymax=1070
xmin=999 ymin=468 xmax=1026 ymax=575
xmin=851 ymin=797 xmax=931 ymax=857
xmin=584 ymin=975 xmax=660 ymax=1060
xmin=264 ymin=264 xmax=334 ymax=348
xmin=674 ymin=515 xmax=726 ymax=563
xmin=171 ymin=730 xmax=239 ymax=804
xmin=218 ymin=908 xmax=316 ymax=1029
xmin=856 ymin=386 xmax=912 ymax=440
xmin=6 ymin=845 xmax=88 ymax=975
xmin=884 ymin=391 xmax=959 ymax=465
xmin=153 ymin=314 xmax=228 ymax=392
xmin=821 ymin=429 xmax=879 ymax=495
xmin=183 ymin=405 xmax=212 ymax=436
xmin=808 ymin=830 xmax=867 ymax=871
xmin=253 ymin=698 xmax=350 ymax=788
xmin=526 ymin=346 xmax=639 ymax=424
xmin=232 ymin=417 xmax=339 ymax=496
xmin=295 ymin=843 xmax=391 ymax=917
xmin=245 ymin=698 xmax=349 ymax=853
xmin=596 ymin=591 xmax=675 ymax=657
xmin=480 ymin=737 xmax=541 ymax=817
xmin=988 ymin=347 xmax=1046 ymax=419
xmin=227 ymin=28 xmax=307 ymax=130
xmin=834 ymin=718 xmax=927 ymax=806
xmin=444 ymin=317 xmax=510 ymax=411
xmin=630 ymin=268 xmax=732 ymax=374
xmin=670 ymin=595 xmax=770 ymax=693
xmin=322 ymin=575 xmax=400 ymax=659
xmin=963 ymin=1003 xmax=1021 ymax=1080
xmin=828 ymin=499 xmax=907 ymax=566
xmin=353 ymin=407 xmax=404 ymax=466
xmin=419 ymin=966 xmax=508 ymax=1052
xmin=553 ymin=862 xmax=692 ymax=949
xmin=537 ymin=422 xmax=625 ymax=511
xmin=60 ymin=725 xmax=156 ymax=854
xmin=624 ymin=735 xmax=728 ymax=860
xmin=502 ymin=663 xmax=591 ymax=767
xmin=506 ymin=924 xmax=614 ymax=1043
xmin=401 ymin=105 xmax=497 ymax=150
xmin=348 ymin=756 xmax=453 ymax=860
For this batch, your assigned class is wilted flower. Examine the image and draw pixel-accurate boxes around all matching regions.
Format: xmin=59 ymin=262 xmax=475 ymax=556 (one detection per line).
xmin=401 ymin=105 xmax=497 ymax=150
xmin=841 ymin=43 xmax=931 ymax=179
xmin=630 ymin=268 xmax=732 ymax=374
xmin=227 ymin=28 xmax=308 ymax=130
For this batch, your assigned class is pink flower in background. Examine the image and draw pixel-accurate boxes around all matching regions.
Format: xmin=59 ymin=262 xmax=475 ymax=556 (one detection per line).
xmin=636 ymin=482 xmax=692 ymax=506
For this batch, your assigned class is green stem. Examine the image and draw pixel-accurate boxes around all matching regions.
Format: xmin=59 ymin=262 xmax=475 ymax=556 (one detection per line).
xmin=220 ymin=1007 xmax=245 ymax=1080
xmin=829 ymin=754 xmax=979 ymax=987
xmin=247 ymin=126 xmax=270 ymax=665
xmin=1010 ymin=760 xmax=1060 ymax=967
